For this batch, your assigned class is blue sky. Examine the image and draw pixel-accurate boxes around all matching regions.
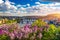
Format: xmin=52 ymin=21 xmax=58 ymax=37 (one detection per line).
xmin=3 ymin=0 xmax=52 ymax=6
xmin=0 ymin=0 xmax=60 ymax=15
xmin=9 ymin=0 xmax=51 ymax=6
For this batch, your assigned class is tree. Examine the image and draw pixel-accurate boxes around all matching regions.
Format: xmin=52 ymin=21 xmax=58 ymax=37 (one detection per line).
xmin=32 ymin=19 xmax=47 ymax=27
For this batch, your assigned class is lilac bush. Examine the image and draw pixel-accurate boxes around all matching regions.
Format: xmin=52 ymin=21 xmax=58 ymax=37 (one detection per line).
xmin=0 ymin=21 xmax=59 ymax=40
xmin=0 ymin=23 xmax=48 ymax=40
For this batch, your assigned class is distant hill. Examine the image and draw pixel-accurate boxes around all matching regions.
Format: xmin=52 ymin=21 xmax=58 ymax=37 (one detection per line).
xmin=48 ymin=14 xmax=60 ymax=17
xmin=40 ymin=13 xmax=60 ymax=20
xmin=0 ymin=13 xmax=60 ymax=20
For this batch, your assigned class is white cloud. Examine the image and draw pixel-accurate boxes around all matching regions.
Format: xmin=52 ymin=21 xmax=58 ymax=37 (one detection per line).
xmin=10 ymin=2 xmax=15 ymax=5
xmin=0 ymin=0 xmax=4 ymax=4
xmin=0 ymin=0 xmax=17 ymax=13
xmin=0 ymin=0 xmax=28 ymax=14
xmin=24 ymin=2 xmax=60 ymax=15
xmin=17 ymin=5 xmax=21 ymax=7
xmin=0 ymin=0 xmax=60 ymax=16
xmin=26 ymin=4 xmax=30 ymax=7
xmin=35 ymin=2 xmax=40 ymax=5
xmin=17 ymin=4 xmax=27 ymax=8
xmin=20 ymin=7 xmax=26 ymax=10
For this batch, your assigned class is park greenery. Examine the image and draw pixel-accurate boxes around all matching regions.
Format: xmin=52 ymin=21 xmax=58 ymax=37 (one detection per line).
xmin=0 ymin=19 xmax=60 ymax=40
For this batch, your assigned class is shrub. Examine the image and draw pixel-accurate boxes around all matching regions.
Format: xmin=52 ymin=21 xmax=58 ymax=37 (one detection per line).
xmin=32 ymin=19 xmax=47 ymax=27
xmin=0 ymin=19 xmax=60 ymax=40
